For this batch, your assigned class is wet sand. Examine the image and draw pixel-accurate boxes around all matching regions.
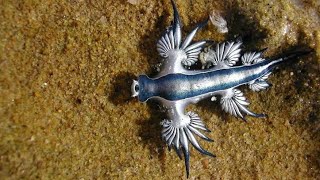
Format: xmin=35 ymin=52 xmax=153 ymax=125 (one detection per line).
xmin=0 ymin=0 xmax=319 ymax=179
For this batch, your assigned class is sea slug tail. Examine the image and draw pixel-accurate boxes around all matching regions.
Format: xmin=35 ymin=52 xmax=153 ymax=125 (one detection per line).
xmin=268 ymin=49 xmax=313 ymax=69
xmin=248 ymin=49 xmax=312 ymax=92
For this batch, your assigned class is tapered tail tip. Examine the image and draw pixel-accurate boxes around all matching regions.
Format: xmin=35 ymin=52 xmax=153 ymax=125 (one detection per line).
xmin=282 ymin=49 xmax=313 ymax=61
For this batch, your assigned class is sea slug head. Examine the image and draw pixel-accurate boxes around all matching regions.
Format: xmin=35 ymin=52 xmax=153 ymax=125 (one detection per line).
xmin=131 ymin=75 xmax=154 ymax=102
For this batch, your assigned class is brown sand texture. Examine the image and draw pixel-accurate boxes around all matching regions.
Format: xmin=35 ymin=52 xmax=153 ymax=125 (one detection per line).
xmin=0 ymin=0 xmax=319 ymax=179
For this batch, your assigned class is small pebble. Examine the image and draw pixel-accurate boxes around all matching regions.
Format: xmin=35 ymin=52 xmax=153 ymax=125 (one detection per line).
xmin=128 ymin=0 xmax=140 ymax=5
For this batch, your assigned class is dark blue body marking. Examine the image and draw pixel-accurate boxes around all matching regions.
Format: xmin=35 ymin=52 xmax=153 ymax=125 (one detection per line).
xmin=138 ymin=60 xmax=273 ymax=101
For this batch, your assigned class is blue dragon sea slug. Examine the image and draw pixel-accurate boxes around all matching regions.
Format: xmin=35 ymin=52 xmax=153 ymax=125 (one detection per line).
xmin=131 ymin=0 xmax=310 ymax=177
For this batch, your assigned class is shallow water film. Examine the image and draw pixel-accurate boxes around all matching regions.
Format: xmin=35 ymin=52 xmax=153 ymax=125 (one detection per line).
xmin=0 ymin=0 xmax=319 ymax=179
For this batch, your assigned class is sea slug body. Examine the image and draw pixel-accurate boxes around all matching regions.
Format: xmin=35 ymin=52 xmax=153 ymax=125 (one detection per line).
xmin=131 ymin=0 xmax=310 ymax=177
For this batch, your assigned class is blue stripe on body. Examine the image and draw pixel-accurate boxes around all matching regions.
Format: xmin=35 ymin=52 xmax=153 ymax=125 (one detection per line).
xmin=138 ymin=61 xmax=273 ymax=101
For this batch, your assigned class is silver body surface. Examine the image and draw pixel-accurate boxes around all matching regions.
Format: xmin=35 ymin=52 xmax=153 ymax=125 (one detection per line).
xmin=131 ymin=0 xmax=309 ymax=177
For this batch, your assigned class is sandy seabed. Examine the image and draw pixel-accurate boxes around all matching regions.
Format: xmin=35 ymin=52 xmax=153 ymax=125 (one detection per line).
xmin=0 ymin=0 xmax=319 ymax=179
